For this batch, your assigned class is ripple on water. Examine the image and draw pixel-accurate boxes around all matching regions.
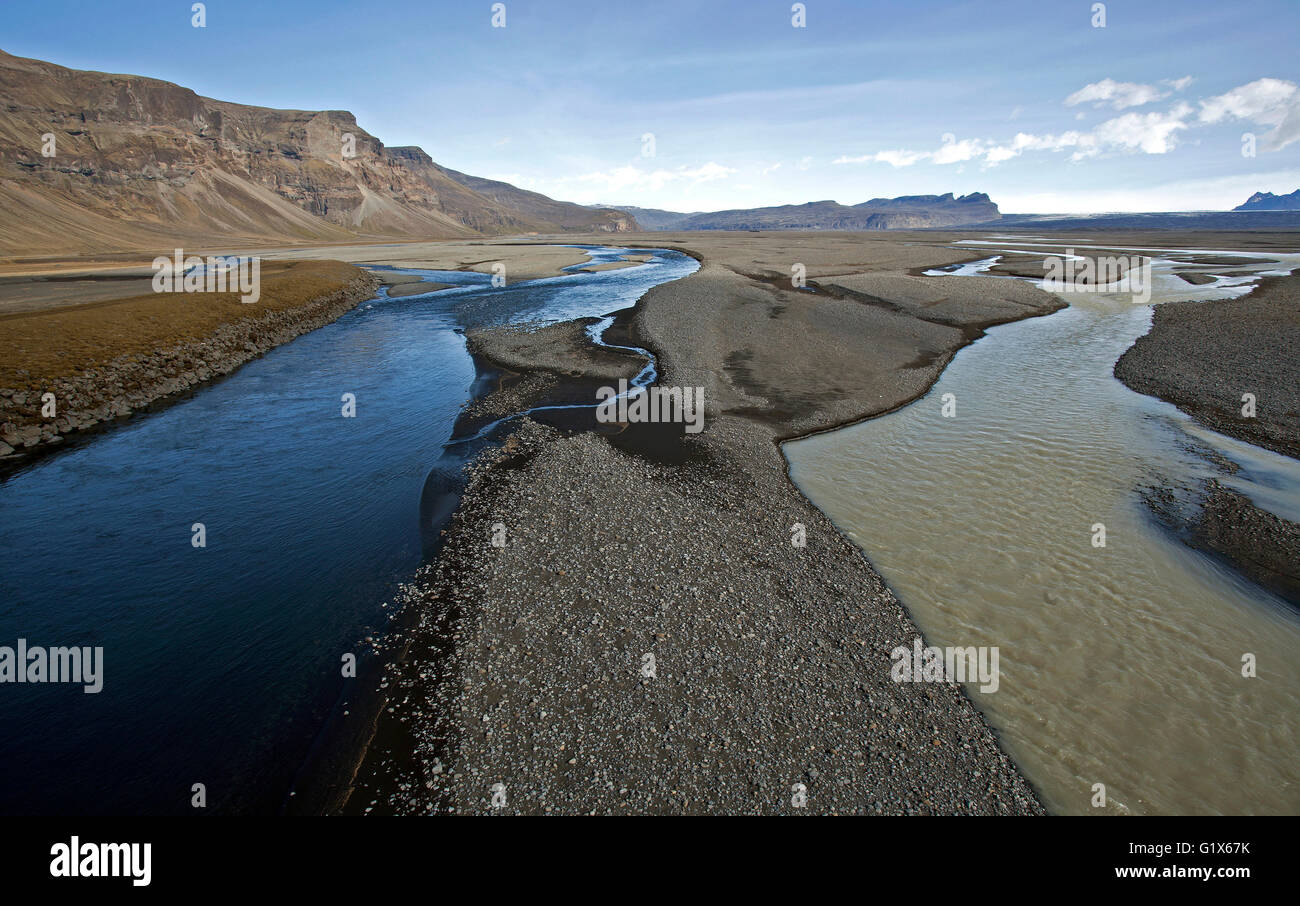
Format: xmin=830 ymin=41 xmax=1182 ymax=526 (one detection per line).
xmin=785 ymin=246 xmax=1300 ymax=815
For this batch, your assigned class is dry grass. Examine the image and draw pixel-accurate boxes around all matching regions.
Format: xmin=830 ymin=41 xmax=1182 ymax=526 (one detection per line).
xmin=0 ymin=259 xmax=366 ymax=389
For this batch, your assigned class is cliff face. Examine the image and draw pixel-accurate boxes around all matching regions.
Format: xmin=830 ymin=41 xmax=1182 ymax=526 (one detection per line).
xmin=608 ymin=192 xmax=1000 ymax=231
xmin=0 ymin=49 xmax=634 ymax=256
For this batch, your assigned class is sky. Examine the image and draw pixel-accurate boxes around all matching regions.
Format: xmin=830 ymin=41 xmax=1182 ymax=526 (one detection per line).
xmin=4 ymin=0 xmax=1299 ymax=213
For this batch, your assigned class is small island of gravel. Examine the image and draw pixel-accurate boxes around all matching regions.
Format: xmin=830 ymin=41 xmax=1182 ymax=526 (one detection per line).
xmin=337 ymin=232 xmax=1060 ymax=815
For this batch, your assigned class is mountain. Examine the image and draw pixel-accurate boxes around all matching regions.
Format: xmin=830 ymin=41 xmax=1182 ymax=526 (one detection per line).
xmin=437 ymin=168 xmax=636 ymax=232
xmin=987 ymin=211 xmax=1300 ymax=230
xmin=0 ymin=49 xmax=634 ymax=257
xmin=592 ymin=205 xmax=704 ymax=231
xmin=1234 ymin=190 xmax=1300 ymax=211
xmin=603 ymin=193 xmax=999 ymax=231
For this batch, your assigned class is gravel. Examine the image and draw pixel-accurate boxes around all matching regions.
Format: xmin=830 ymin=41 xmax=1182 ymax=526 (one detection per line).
xmin=345 ymin=237 xmax=1052 ymax=815
xmin=1115 ymin=272 xmax=1300 ymax=460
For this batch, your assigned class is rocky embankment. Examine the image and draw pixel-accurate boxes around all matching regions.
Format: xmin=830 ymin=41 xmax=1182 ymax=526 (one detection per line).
xmin=0 ymin=271 xmax=379 ymax=459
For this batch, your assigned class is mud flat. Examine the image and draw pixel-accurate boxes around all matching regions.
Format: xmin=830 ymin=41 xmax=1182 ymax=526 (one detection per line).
xmin=251 ymin=240 xmax=596 ymax=283
xmin=343 ymin=233 xmax=1062 ymax=815
xmin=371 ymin=271 xmax=455 ymax=297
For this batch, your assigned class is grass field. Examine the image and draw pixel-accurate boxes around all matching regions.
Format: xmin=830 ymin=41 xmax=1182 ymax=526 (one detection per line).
xmin=0 ymin=259 xmax=368 ymax=391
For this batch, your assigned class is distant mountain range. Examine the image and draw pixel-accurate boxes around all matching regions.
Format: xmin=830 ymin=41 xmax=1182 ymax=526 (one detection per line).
xmin=600 ymin=193 xmax=1000 ymax=231
xmin=3 ymin=47 xmax=1298 ymax=257
xmin=1234 ymin=190 xmax=1300 ymax=211
xmin=984 ymin=210 xmax=1300 ymax=231
xmin=0 ymin=49 xmax=634 ymax=257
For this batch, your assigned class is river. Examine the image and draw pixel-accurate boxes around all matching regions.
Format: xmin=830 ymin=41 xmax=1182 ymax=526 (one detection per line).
xmin=0 ymin=246 xmax=697 ymax=815
xmin=785 ymin=241 xmax=1300 ymax=815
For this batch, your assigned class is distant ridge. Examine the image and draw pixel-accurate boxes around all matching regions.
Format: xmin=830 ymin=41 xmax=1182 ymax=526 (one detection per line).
xmin=0 ymin=49 xmax=635 ymax=257
xmin=958 ymin=210 xmax=1300 ymax=231
xmin=1234 ymin=190 xmax=1300 ymax=211
xmin=594 ymin=205 xmax=706 ymax=231
xmin=603 ymin=192 xmax=999 ymax=231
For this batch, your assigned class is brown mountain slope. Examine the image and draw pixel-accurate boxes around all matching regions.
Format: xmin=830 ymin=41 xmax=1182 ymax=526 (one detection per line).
xmin=438 ymin=166 xmax=636 ymax=232
xmin=0 ymin=49 xmax=634 ymax=257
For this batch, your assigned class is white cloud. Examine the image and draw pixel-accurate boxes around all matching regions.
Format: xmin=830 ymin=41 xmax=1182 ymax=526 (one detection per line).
xmin=835 ymin=138 xmax=988 ymax=168
xmin=1065 ymin=78 xmax=1167 ymax=110
xmin=932 ymin=137 xmax=985 ymax=164
xmin=874 ymin=149 xmax=928 ymax=167
xmin=1199 ymin=78 xmax=1300 ymax=151
xmin=1199 ymin=78 xmax=1296 ymax=124
xmin=1090 ymin=103 xmax=1192 ymax=154
xmin=1265 ymin=103 xmax=1300 ymax=152
xmin=835 ymin=149 xmax=928 ymax=167
xmin=996 ymin=106 xmax=1192 ymax=163
xmin=835 ymin=97 xmax=1199 ymax=169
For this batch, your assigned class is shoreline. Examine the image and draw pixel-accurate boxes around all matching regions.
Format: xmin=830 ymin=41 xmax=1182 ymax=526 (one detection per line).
xmin=343 ymin=237 xmax=1054 ymax=814
xmin=1114 ymin=272 xmax=1300 ymax=461
xmin=0 ymin=263 xmax=381 ymax=466
xmin=1115 ymin=270 xmax=1300 ymax=607
xmin=0 ymin=242 xmax=627 ymax=468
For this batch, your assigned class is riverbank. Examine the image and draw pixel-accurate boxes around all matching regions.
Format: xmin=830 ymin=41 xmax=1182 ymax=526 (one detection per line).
xmin=779 ymin=234 xmax=1300 ymax=814
xmin=1115 ymin=271 xmax=1300 ymax=461
xmin=343 ymin=234 xmax=1060 ymax=814
xmin=0 ymin=260 xmax=380 ymax=461
xmin=1115 ymin=269 xmax=1300 ymax=607
xmin=250 ymin=240 xmax=599 ymax=283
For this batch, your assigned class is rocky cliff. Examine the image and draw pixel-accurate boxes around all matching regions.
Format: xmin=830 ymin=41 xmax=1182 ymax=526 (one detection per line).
xmin=0 ymin=49 xmax=634 ymax=257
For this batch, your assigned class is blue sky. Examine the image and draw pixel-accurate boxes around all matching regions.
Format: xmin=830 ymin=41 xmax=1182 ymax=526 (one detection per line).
xmin=4 ymin=0 xmax=1299 ymax=212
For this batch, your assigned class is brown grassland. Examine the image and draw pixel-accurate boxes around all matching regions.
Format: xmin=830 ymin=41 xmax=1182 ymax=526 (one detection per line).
xmin=0 ymin=259 xmax=366 ymax=390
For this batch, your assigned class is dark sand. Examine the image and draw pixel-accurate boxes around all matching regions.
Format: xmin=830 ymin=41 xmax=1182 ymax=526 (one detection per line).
xmin=1115 ymin=268 xmax=1300 ymax=609
xmin=1115 ymin=272 xmax=1300 ymax=461
xmin=340 ymin=233 xmax=1059 ymax=815
xmin=382 ymin=278 xmax=455 ymax=298
xmin=1194 ymin=482 xmax=1300 ymax=607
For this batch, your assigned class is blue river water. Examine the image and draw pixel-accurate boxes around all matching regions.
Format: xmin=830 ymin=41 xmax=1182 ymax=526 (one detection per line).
xmin=0 ymin=246 xmax=697 ymax=814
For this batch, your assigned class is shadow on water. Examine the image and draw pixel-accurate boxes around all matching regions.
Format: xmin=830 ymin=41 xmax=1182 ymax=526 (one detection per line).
xmin=0 ymin=245 xmax=698 ymax=815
